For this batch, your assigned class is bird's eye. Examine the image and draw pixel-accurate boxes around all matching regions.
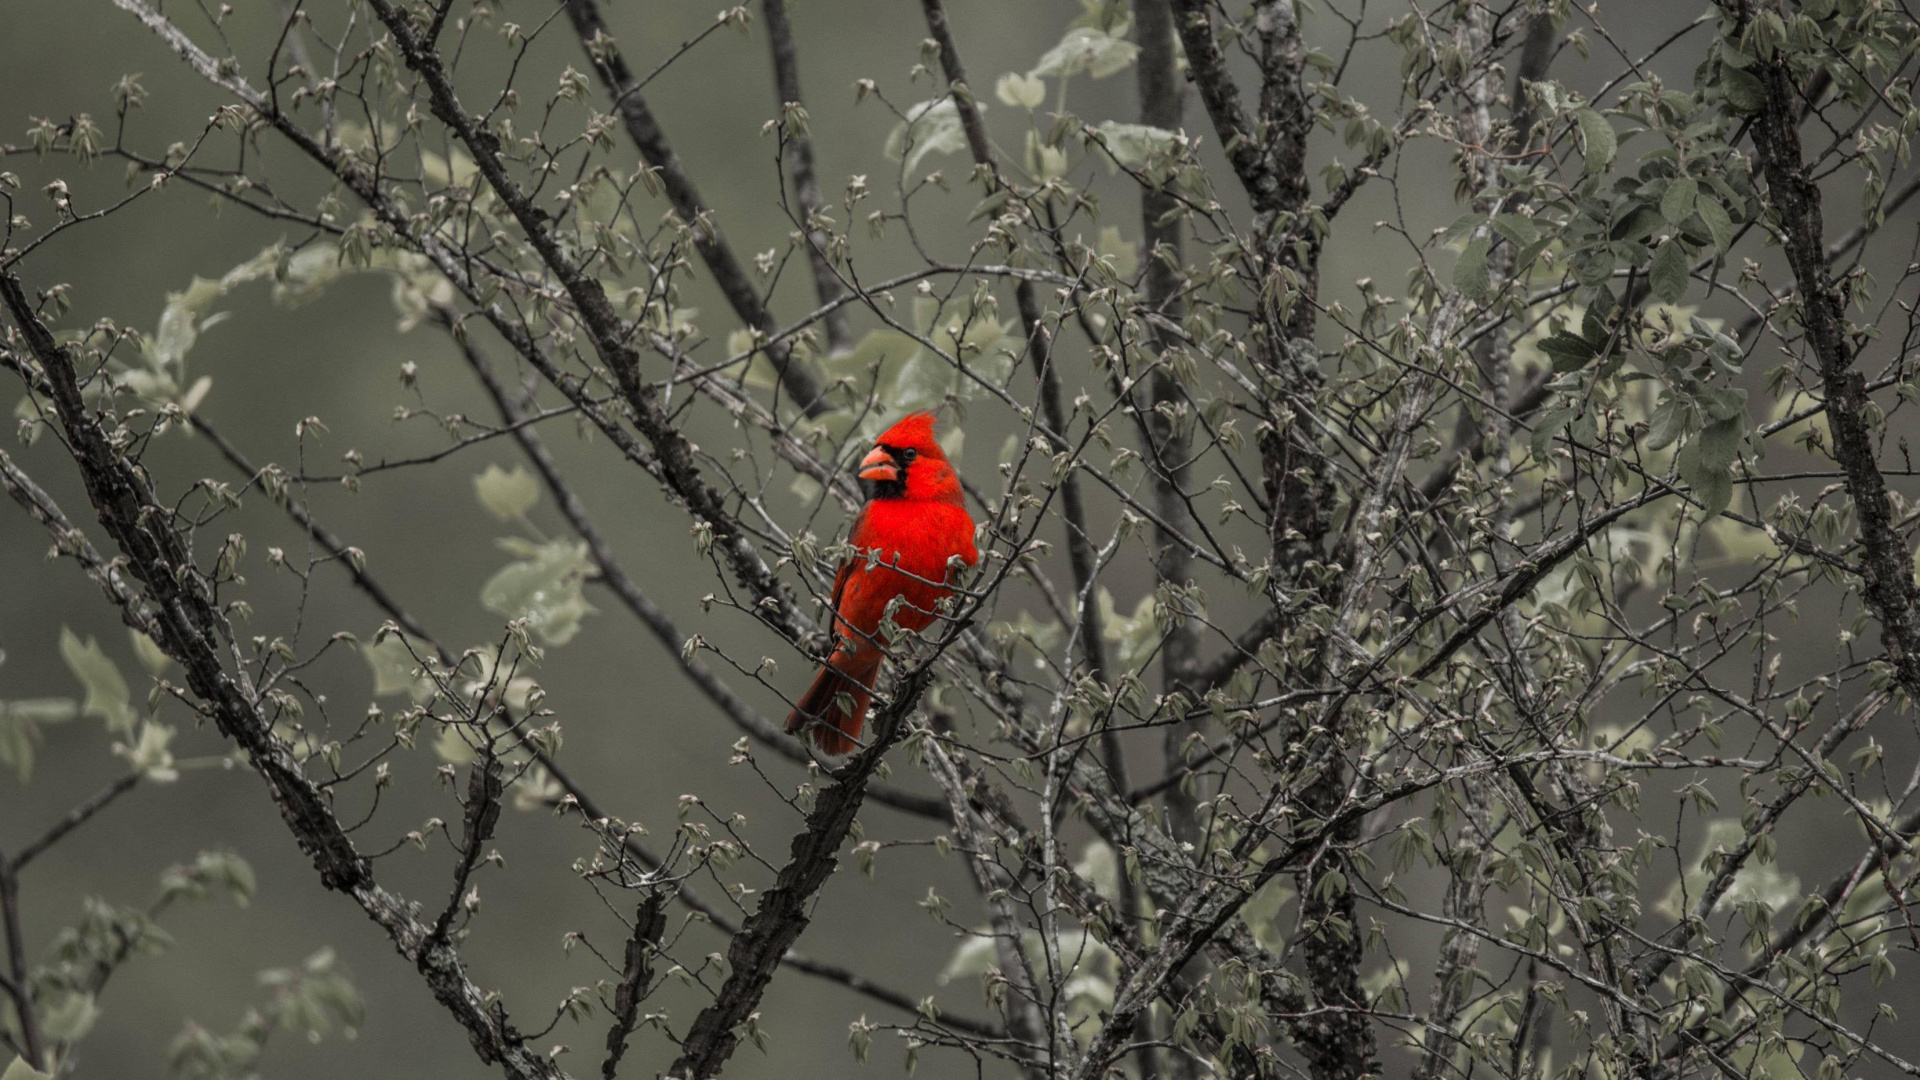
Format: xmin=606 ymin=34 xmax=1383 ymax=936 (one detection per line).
xmin=900 ymin=447 xmax=917 ymax=463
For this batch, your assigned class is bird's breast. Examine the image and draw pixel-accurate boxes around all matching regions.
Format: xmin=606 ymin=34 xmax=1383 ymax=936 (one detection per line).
xmin=837 ymin=499 xmax=977 ymax=640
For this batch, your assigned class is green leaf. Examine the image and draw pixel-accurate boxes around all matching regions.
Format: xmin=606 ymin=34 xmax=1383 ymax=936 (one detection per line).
xmin=1610 ymin=205 xmax=1663 ymax=244
xmin=1531 ymin=405 xmax=1577 ymax=459
xmin=1657 ymin=819 xmax=1800 ymax=925
xmin=1677 ymin=414 xmax=1745 ymax=518
xmin=1090 ymin=121 xmax=1178 ymax=175
xmin=888 ymin=351 xmax=958 ymax=416
xmin=116 ymin=721 xmax=178 ymax=782
xmin=1097 ymin=588 xmax=1158 ymax=671
xmin=434 ymin=723 xmax=477 ymax=765
xmin=1538 ymin=332 xmax=1598 ymax=373
xmin=721 ymin=329 xmax=784 ymax=390
xmin=1575 ymin=108 xmax=1617 ymax=175
xmin=145 ymin=288 xmax=217 ymax=378
xmin=884 ymin=98 xmax=975 ymax=176
xmin=1030 ymin=25 xmax=1139 ymax=80
xmin=966 ymin=188 xmax=1012 ymax=225
xmin=6 ymin=699 xmax=80 ymax=725
xmin=1095 ymin=225 xmax=1139 ymax=280
xmin=12 ymin=394 xmax=45 ymax=446
xmin=1071 ymin=840 xmax=1122 ymax=902
xmin=0 ymin=699 xmax=78 ymax=782
xmin=1721 ymin=66 xmax=1766 ymax=114
xmin=822 ymin=328 xmax=924 ymax=399
xmin=1023 ymin=129 xmax=1068 ymax=180
xmin=135 ymin=245 xmax=286 ymax=400
xmin=253 ymin=947 xmax=363 ymax=1043
xmin=1581 ymin=295 xmax=1617 ymax=345
xmin=1644 ymin=397 xmax=1689 ymax=452
xmin=1575 ymin=244 xmax=1615 ymax=286
xmin=38 ymin=991 xmax=100 ymax=1043
xmin=875 ymin=297 xmax=1016 ymax=414
xmin=1698 ymin=195 xmax=1734 ymax=252
xmin=1454 ymin=234 xmax=1491 ymax=302
xmin=362 ymin=633 xmax=430 ymax=700
xmin=1695 ymin=413 xmax=1746 ymax=472
xmin=1491 ymin=213 xmax=1539 ymax=248
xmin=994 ymin=73 xmax=1046 ymax=109
xmin=1661 ymin=177 xmax=1699 ymax=226
xmin=129 ymin=629 xmax=171 ymax=675
xmin=59 ymin=627 xmax=137 ymax=735
xmin=473 ymin=463 xmax=540 ymax=522
xmin=1440 ymin=213 xmax=1484 ymax=246
xmin=939 ymin=935 xmax=1000 ymax=985
xmin=1698 ymin=383 xmax=1749 ymax=423
xmin=988 ymin=610 xmax=1064 ymax=659
xmin=2 ymin=1056 xmax=53 ymax=1080
xmin=160 ymin=850 xmax=258 ymax=907
xmin=1650 ymin=239 xmax=1690 ymax=304
xmin=481 ymin=538 xmax=597 ymax=646
xmin=1237 ymin=876 xmax=1297 ymax=953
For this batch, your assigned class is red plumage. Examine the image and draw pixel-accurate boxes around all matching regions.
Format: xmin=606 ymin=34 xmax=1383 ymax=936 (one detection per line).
xmin=785 ymin=413 xmax=978 ymax=755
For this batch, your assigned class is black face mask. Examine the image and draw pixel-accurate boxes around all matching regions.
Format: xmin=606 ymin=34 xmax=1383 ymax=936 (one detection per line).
xmin=858 ymin=444 xmax=915 ymax=501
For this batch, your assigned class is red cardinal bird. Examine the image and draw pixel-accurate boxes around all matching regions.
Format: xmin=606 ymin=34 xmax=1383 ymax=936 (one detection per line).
xmin=786 ymin=412 xmax=978 ymax=755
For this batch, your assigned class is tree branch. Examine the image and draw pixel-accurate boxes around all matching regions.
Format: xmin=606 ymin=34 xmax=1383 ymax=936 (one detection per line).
xmin=0 ymin=858 xmax=45 ymax=1070
xmin=10 ymin=772 xmax=142 ymax=873
xmin=559 ymin=0 xmax=831 ymax=415
xmin=2 ymin=269 xmax=570 ymax=1080
xmin=758 ymin=0 xmax=851 ymax=354
xmin=915 ymin=0 xmax=1112 ymax=694
xmin=1166 ymin=0 xmax=1282 ymax=213
xmin=129 ymin=0 xmax=825 ymax=650
xmin=1728 ymin=0 xmax=1920 ymax=700
xmin=663 ymin=672 xmax=932 ymax=1079
xmin=601 ymin=885 xmax=667 ymax=1080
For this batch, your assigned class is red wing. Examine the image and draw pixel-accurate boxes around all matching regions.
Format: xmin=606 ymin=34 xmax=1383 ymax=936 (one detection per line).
xmin=829 ymin=558 xmax=855 ymax=616
xmin=827 ymin=504 xmax=869 ymax=621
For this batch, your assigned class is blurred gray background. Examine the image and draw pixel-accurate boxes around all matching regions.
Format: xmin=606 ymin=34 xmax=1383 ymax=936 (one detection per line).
xmin=1 ymin=1 xmax=1891 ymax=1078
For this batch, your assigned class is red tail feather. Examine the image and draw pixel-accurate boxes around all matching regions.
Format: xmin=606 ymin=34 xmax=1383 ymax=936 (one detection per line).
xmin=785 ymin=650 xmax=883 ymax=756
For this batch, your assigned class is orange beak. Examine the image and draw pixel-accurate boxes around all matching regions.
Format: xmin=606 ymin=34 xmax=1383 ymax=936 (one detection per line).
xmin=857 ymin=445 xmax=899 ymax=482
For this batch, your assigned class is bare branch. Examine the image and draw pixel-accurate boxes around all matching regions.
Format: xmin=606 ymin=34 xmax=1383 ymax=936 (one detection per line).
xmin=663 ymin=672 xmax=933 ymax=1079
xmin=758 ymin=0 xmax=852 ymax=353
xmin=559 ymin=0 xmax=831 ymax=415
xmin=601 ymin=886 xmax=667 ymax=1080
xmin=2 ymin=270 xmax=570 ymax=1080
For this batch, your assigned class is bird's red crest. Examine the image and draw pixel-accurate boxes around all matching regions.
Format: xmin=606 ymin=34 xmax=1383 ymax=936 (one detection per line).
xmin=875 ymin=411 xmax=943 ymax=456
